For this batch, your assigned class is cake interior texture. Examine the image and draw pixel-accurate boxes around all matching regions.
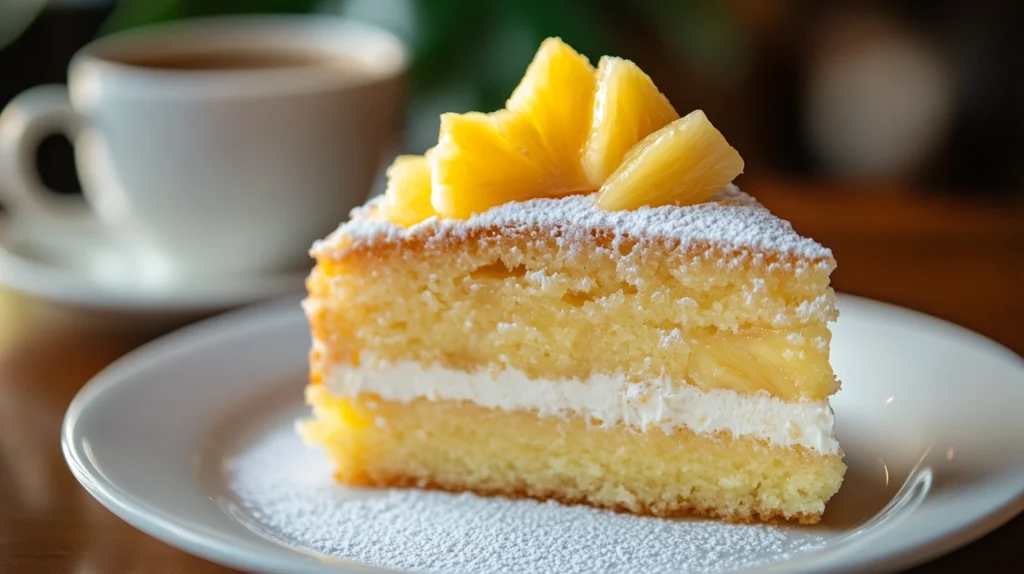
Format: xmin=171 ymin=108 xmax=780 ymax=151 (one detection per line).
xmin=302 ymin=388 xmax=845 ymax=524
xmin=302 ymin=188 xmax=846 ymax=523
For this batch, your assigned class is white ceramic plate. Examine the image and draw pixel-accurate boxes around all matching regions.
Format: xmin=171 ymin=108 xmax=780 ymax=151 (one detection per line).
xmin=62 ymin=295 xmax=1024 ymax=573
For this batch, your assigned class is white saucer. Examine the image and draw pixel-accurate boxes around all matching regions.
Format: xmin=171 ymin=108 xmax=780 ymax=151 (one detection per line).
xmin=62 ymin=295 xmax=1024 ymax=573
xmin=0 ymin=215 xmax=307 ymax=321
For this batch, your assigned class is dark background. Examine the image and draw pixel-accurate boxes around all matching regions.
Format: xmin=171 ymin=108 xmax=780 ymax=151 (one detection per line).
xmin=2 ymin=0 xmax=1024 ymax=203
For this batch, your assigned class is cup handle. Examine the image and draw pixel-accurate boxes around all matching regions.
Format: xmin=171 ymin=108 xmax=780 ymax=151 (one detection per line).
xmin=0 ymin=84 xmax=93 ymax=225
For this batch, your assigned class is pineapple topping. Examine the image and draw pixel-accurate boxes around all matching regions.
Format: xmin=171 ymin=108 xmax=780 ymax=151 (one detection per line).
xmin=596 ymin=110 xmax=744 ymax=211
xmin=375 ymin=154 xmax=436 ymax=226
xmin=378 ymin=37 xmax=744 ymax=226
xmin=583 ymin=56 xmax=679 ymax=186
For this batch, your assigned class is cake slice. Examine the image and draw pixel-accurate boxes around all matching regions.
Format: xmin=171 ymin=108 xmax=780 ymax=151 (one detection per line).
xmin=301 ymin=185 xmax=844 ymax=524
xmin=300 ymin=38 xmax=845 ymax=524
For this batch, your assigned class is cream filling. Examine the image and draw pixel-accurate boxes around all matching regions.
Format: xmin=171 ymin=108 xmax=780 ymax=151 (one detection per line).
xmin=320 ymin=356 xmax=839 ymax=455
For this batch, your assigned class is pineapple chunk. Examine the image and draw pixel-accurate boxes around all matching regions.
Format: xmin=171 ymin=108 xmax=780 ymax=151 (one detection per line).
xmin=432 ymin=110 xmax=586 ymax=219
xmin=430 ymin=38 xmax=600 ymax=219
xmin=596 ymin=110 xmax=744 ymax=211
xmin=377 ymin=154 xmax=436 ymax=227
xmin=688 ymin=326 xmax=838 ymax=400
xmin=507 ymin=37 xmax=596 ymax=185
xmin=583 ymin=56 xmax=678 ymax=185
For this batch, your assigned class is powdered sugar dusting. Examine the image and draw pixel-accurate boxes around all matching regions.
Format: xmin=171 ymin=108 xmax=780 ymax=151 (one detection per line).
xmin=312 ymin=185 xmax=832 ymax=261
xmin=227 ymin=423 xmax=828 ymax=573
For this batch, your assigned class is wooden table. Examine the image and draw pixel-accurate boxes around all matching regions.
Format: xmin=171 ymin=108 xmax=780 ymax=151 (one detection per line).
xmin=2 ymin=180 xmax=1022 ymax=572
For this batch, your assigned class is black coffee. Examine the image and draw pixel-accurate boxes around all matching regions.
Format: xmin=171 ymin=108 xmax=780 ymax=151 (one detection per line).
xmin=112 ymin=48 xmax=350 ymax=71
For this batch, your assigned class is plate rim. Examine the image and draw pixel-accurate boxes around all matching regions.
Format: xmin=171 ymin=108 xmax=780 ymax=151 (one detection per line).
xmin=61 ymin=294 xmax=1024 ymax=574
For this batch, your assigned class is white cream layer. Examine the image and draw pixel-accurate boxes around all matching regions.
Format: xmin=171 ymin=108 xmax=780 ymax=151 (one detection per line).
xmin=321 ymin=357 xmax=839 ymax=455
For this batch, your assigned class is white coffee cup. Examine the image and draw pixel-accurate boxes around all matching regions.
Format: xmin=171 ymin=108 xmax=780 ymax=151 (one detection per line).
xmin=0 ymin=15 xmax=406 ymax=278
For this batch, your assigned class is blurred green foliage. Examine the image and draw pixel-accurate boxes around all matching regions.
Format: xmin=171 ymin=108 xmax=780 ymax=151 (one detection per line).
xmin=102 ymin=0 xmax=320 ymax=33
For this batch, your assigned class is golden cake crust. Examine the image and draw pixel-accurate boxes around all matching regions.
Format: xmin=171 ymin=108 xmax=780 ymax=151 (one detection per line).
xmin=342 ymin=472 xmax=824 ymax=525
xmin=312 ymin=186 xmax=836 ymax=270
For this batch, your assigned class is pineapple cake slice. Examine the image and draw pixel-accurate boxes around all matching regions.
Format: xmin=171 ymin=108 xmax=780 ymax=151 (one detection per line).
xmin=304 ymin=35 xmax=845 ymax=526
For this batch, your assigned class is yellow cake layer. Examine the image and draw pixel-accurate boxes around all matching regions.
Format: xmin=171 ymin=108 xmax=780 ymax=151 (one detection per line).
xmin=300 ymin=386 xmax=846 ymax=524
xmin=307 ymin=230 xmax=838 ymax=401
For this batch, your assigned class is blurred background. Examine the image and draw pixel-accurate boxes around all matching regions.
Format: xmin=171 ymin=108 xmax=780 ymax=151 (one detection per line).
xmin=1 ymin=5 xmax=1023 ymax=573
xmin=2 ymin=0 xmax=1024 ymax=199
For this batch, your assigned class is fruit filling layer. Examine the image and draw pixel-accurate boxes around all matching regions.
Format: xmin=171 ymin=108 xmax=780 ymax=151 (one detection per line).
xmin=307 ymin=195 xmax=839 ymax=402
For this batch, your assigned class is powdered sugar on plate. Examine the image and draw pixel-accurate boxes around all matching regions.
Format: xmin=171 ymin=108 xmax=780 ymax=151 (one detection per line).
xmin=227 ymin=422 xmax=828 ymax=574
